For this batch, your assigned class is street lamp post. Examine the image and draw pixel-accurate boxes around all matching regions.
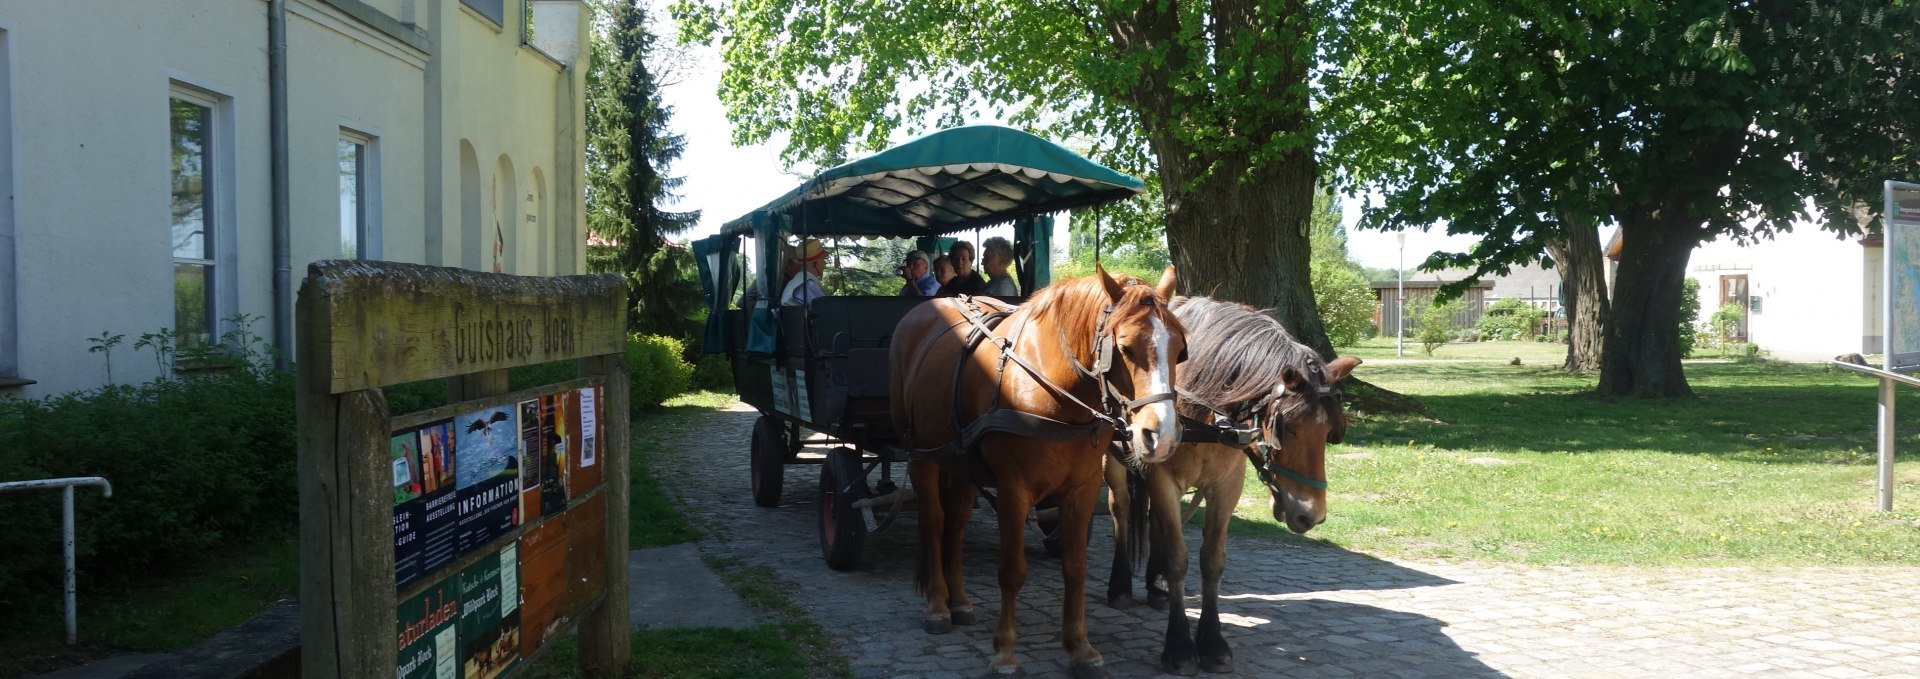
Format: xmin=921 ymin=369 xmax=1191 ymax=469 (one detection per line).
xmin=1396 ymin=232 xmax=1406 ymax=357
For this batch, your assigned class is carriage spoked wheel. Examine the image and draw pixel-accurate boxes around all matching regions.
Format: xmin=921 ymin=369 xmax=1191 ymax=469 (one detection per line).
xmin=819 ymin=447 xmax=869 ymax=571
xmin=1036 ymin=498 xmax=1066 ymax=558
xmin=750 ymin=415 xmax=787 ymax=508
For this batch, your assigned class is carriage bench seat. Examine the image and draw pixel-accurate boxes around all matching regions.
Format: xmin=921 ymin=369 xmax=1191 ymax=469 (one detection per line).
xmin=807 ymin=295 xmax=933 ymax=353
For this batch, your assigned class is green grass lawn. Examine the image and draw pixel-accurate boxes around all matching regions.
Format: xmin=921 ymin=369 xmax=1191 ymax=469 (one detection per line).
xmin=1338 ymin=336 xmax=1571 ymax=363
xmin=1225 ymin=345 xmax=1920 ymax=566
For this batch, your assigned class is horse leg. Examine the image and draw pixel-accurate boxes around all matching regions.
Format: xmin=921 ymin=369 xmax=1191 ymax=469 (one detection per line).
xmin=1149 ymin=469 xmax=1198 ymax=675
xmin=1057 ymin=481 xmax=1108 ymax=679
xmin=1102 ymin=457 xmax=1136 ymax=609
xmin=943 ymin=473 xmax=979 ymax=626
xmin=910 ymin=460 xmax=955 ymax=634
xmin=988 ymin=485 xmax=1033 ymax=676
xmin=1196 ymin=479 xmax=1242 ymax=673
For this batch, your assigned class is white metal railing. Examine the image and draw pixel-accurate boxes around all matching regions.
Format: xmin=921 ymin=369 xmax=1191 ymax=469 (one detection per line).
xmin=0 ymin=476 xmax=113 ymax=644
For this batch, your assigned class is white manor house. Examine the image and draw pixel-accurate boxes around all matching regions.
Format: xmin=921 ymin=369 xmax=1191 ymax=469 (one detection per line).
xmin=0 ymin=0 xmax=592 ymax=398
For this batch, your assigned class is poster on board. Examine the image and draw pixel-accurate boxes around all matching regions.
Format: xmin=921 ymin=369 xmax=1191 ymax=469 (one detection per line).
xmin=455 ymin=405 xmax=521 ymax=556
xmin=395 ymin=574 xmax=459 ymax=679
xmin=1886 ymin=181 xmax=1920 ymax=372
xmin=404 ymin=420 xmax=461 ymax=579
xmin=457 ymin=544 xmax=521 ymax=679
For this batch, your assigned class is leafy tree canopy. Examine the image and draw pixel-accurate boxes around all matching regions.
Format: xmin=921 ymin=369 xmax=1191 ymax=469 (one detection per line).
xmin=1325 ymin=0 xmax=1919 ymax=282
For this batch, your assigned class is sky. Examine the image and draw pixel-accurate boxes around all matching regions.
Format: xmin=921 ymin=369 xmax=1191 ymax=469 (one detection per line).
xmin=655 ymin=38 xmax=1480 ymax=273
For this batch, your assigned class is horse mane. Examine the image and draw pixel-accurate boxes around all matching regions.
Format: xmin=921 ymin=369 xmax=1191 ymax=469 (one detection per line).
xmin=1169 ymin=296 xmax=1344 ymax=432
xmin=1021 ymin=271 xmax=1173 ymax=334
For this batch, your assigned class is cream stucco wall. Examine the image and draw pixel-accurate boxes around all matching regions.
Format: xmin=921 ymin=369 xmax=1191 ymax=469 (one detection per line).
xmin=0 ymin=0 xmax=587 ymax=398
xmin=1687 ymin=219 xmax=1871 ymax=362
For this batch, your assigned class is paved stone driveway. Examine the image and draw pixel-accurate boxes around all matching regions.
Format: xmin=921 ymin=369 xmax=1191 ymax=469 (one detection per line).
xmin=658 ymin=404 xmax=1920 ymax=679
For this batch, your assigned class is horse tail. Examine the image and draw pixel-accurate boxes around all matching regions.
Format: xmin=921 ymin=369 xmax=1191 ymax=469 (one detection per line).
xmin=1127 ymin=464 xmax=1149 ymax=569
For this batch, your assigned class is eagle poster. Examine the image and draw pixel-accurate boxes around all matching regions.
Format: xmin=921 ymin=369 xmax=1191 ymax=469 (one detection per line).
xmin=455 ymin=404 xmax=521 ymax=557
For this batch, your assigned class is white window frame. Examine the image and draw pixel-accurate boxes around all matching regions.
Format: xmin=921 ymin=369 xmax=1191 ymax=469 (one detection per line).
xmin=166 ymin=77 xmax=237 ymax=346
xmin=338 ymin=126 xmax=382 ymax=260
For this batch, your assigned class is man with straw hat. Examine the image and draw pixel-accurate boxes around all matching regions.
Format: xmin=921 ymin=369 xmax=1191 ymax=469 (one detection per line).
xmin=781 ymin=237 xmax=829 ymax=306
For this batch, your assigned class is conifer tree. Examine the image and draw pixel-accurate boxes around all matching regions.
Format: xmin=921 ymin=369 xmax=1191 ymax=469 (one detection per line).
xmin=587 ymin=0 xmax=701 ymax=335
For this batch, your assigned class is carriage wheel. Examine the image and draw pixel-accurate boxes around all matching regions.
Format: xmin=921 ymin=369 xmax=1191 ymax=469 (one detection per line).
xmin=750 ymin=415 xmax=786 ymax=507
xmin=819 ymin=447 xmax=869 ymax=571
xmin=1037 ymin=499 xmax=1065 ymax=558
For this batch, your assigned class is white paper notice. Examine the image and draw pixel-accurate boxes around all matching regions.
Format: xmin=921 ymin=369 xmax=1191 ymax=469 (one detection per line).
xmin=578 ymin=387 xmax=598 ymax=468
xmin=499 ymin=544 xmax=519 ymax=615
xmin=433 ymin=628 xmax=456 ymax=679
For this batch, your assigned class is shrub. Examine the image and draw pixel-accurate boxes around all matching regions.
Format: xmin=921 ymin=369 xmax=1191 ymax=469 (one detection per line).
xmin=1710 ymin=302 xmax=1747 ymax=352
xmin=691 ymin=353 xmax=734 ymax=392
xmin=626 ymin=334 xmax=694 ymax=411
xmin=1475 ymin=297 xmax=1548 ymax=341
xmin=1678 ymin=278 xmax=1702 ymax=358
xmin=0 ymin=367 xmax=297 ymax=622
xmin=1313 ymin=262 xmax=1376 ymax=348
xmin=1410 ymin=298 xmax=1467 ymax=356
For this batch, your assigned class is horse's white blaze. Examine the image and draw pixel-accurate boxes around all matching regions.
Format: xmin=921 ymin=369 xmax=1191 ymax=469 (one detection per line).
xmin=1150 ymin=314 xmax=1178 ymax=454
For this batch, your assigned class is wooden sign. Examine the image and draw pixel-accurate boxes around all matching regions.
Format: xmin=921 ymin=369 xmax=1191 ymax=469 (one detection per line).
xmin=298 ymin=260 xmax=626 ymax=394
xmin=299 ymin=261 xmax=630 ymax=679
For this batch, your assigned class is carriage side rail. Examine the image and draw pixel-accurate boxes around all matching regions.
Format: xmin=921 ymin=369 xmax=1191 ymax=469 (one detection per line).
xmin=0 ymin=476 xmax=114 ymax=644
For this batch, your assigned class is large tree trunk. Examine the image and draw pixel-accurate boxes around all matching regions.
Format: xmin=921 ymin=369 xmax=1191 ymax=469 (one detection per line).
xmin=1157 ymin=150 xmax=1335 ymax=360
xmin=1597 ymin=219 xmax=1695 ymax=397
xmin=1546 ymin=219 xmax=1609 ymax=373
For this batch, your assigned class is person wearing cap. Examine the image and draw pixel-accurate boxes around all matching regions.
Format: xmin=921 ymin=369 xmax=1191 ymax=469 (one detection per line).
xmin=898 ymin=250 xmax=937 ymax=297
xmin=781 ymin=238 xmax=829 ymax=307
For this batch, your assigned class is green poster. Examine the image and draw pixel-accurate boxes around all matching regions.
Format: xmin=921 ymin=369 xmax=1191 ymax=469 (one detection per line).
xmin=458 ymin=544 xmax=521 ymax=679
xmin=396 ymin=575 xmax=459 ymax=679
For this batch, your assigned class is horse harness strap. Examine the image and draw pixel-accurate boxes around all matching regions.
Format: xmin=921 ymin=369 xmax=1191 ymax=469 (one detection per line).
xmin=1175 ymin=384 xmax=1331 ymax=492
xmin=911 ymin=295 xmax=1126 ymax=462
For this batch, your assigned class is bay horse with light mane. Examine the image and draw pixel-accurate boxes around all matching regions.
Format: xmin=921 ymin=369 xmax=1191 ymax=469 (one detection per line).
xmin=891 ymin=267 xmax=1187 ymax=678
xmin=1104 ymin=296 xmax=1360 ymax=675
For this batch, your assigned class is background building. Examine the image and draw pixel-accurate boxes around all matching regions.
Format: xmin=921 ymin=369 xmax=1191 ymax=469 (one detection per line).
xmin=0 ymin=0 xmax=590 ymax=398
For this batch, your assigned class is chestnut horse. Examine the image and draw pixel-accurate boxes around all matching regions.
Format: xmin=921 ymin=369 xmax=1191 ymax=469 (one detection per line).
xmin=1105 ymin=296 xmax=1360 ymax=674
xmin=891 ymin=267 xmax=1186 ymax=678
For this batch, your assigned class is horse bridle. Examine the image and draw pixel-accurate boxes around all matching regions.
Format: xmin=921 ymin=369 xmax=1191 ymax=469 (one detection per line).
xmin=1059 ymin=297 xmax=1182 ymax=451
xmin=1179 ymin=363 xmax=1337 ymax=495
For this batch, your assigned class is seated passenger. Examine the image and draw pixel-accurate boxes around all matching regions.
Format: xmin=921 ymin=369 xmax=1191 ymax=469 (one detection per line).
xmin=935 ymin=241 xmax=986 ymax=297
xmin=932 ymin=254 xmax=957 ymax=287
xmin=898 ymin=250 xmax=937 ymax=297
xmin=781 ymin=238 xmax=829 ymax=307
xmin=980 ymin=236 xmax=1019 ymax=297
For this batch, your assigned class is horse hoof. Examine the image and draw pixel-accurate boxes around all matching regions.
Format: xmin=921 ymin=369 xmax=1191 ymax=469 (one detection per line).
xmin=1199 ymin=656 xmax=1234 ymax=674
xmin=1106 ymin=593 xmax=1138 ymax=610
xmin=924 ymin=617 xmax=954 ymax=635
xmin=951 ymin=607 xmax=978 ymax=626
xmin=1146 ymin=592 xmax=1169 ymax=611
xmin=1160 ymin=656 xmax=1199 ymax=676
xmin=1069 ymin=661 xmax=1109 ymax=679
xmin=979 ymin=666 xmax=1025 ymax=678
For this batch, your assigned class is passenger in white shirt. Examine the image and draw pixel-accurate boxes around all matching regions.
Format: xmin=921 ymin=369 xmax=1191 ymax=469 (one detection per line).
xmin=781 ymin=238 xmax=829 ymax=307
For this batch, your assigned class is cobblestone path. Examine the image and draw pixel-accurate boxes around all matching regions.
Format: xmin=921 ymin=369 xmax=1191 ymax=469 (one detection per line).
xmin=659 ymin=404 xmax=1920 ymax=678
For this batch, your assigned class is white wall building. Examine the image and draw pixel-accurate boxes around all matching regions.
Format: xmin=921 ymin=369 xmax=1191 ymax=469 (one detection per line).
xmin=0 ymin=0 xmax=590 ymax=398
xmin=1677 ymin=217 xmax=1877 ymax=362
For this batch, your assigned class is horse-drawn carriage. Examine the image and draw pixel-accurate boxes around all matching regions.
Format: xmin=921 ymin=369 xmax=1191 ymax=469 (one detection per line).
xmin=690 ymin=125 xmax=1147 ymax=569
xmin=692 ymin=125 xmax=1361 ymax=676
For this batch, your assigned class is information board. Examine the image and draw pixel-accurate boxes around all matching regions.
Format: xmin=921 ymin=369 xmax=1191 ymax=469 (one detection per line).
xmin=297 ymin=261 xmax=631 ymax=678
xmin=1884 ymin=181 xmax=1920 ymax=372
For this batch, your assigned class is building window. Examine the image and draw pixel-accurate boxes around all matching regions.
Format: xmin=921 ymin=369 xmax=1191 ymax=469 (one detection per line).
xmin=339 ymin=131 xmax=370 ymax=259
xmin=462 ymin=0 xmax=506 ymax=26
xmin=170 ymin=90 xmax=218 ymax=347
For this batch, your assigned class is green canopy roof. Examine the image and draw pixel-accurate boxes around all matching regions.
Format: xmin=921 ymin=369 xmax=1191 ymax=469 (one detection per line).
xmin=721 ymin=125 xmax=1145 ymax=238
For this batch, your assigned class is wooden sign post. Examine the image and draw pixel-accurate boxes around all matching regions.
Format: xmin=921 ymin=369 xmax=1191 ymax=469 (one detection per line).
xmin=296 ymin=261 xmax=631 ymax=678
